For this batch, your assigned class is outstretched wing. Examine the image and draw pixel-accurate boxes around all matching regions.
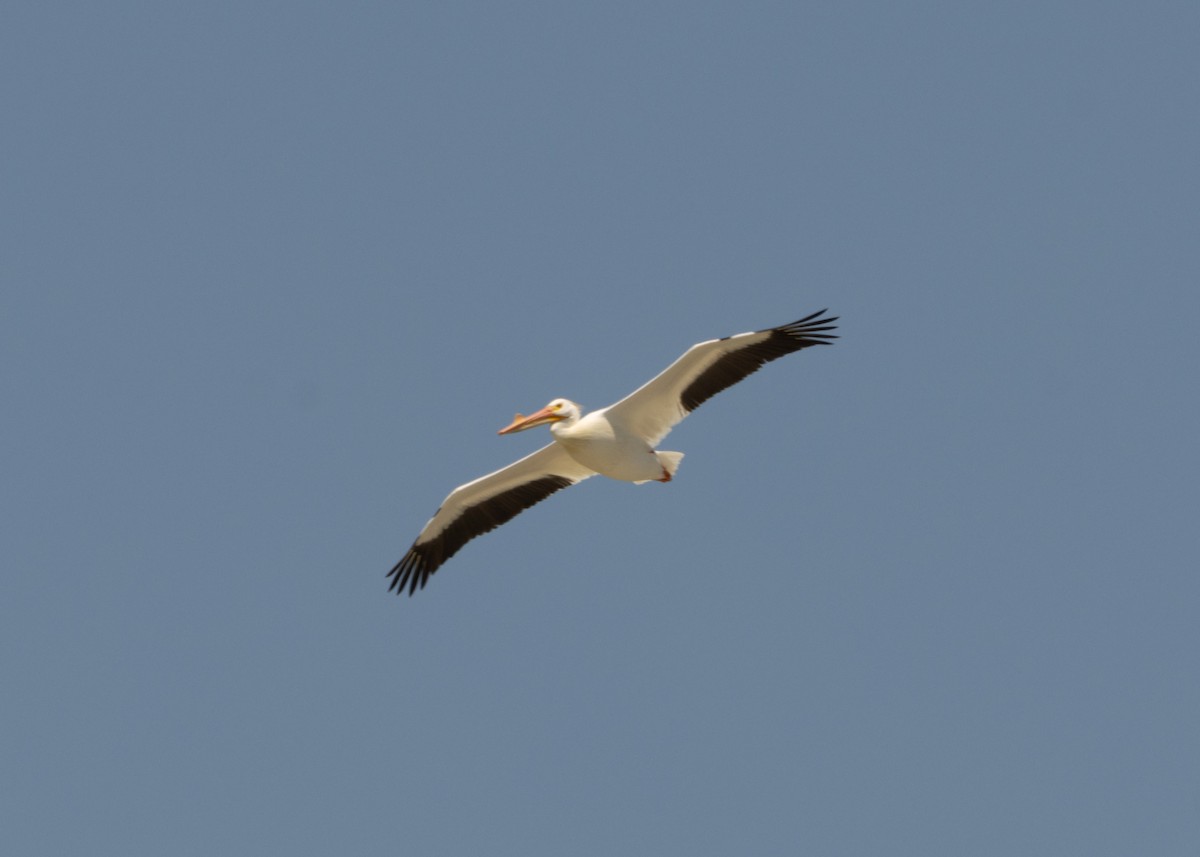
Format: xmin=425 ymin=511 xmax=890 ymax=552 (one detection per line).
xmin=389 ymin=443 xmax=596 ymax=595
xmin=601 ymin=309 xmax=838 ymax=446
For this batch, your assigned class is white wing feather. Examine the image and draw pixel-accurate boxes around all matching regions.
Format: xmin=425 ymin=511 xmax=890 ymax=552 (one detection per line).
xmin=601 ymin=329 xmax=771 ymax=446
xmin=415 ymin=443 xmax=595 ymax=545
xmin=601 ymin=311 xmax=838 ymax=447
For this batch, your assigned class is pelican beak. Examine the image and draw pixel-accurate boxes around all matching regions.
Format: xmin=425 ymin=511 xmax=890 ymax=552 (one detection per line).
xmin=498 ymin=405 xmax=563 ymax=435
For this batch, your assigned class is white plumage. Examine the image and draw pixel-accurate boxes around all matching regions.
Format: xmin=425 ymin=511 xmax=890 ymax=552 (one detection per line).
xmin=389 ymin=309 xmax=837 ymax=595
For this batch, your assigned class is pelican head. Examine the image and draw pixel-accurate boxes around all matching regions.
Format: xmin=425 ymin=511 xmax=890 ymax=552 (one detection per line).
xmin=498 ymin=398 xmax=581 ymax=435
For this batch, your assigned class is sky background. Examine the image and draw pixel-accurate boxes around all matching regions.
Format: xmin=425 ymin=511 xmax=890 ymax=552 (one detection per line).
xmin=3 ymin=2 xmax=1198 ymax=855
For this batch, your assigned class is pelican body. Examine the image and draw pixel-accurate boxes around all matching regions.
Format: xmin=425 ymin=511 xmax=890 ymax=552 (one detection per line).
xmin=499 ymin=401 xmax=683 ymax=484
xmin=389 ymin=310 xmax=838 ymax=595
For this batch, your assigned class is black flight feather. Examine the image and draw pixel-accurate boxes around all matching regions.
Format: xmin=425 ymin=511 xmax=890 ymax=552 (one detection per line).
xmin=679 ymin=309 xmax=838 ymax=413
xmin=388 ymin=475 xmax=575 ymax=595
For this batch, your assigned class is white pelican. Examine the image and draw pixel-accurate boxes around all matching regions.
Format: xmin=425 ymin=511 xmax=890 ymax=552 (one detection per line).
xmin=389 ymin=309 xmax=837 ymax=595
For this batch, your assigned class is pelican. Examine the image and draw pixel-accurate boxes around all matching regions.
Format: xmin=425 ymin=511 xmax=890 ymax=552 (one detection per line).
xmin=389 ymin=309 xmax=838 ymax=595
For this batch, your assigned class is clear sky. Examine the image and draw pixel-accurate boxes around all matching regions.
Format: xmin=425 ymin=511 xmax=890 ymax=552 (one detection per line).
xmin=3 ymin=3 xmax=1198 ymax=855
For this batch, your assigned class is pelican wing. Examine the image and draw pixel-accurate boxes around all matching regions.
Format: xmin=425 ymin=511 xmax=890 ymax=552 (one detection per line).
xmin=389 ymin=443 xmax=596 ymax=595
xmin=602 ymin=310 xmax=838 ymax=446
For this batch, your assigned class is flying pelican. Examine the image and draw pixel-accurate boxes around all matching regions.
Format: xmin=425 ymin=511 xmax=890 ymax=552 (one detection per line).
xmin=389 ymin=309 xmax=838 ymax=595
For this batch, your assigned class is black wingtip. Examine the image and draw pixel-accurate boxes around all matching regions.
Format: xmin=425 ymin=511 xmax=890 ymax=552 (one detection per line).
xmin=774 ymin=310 xmax=838 ymax=347
xmin=387 ymin=549 xmax=430 ymax=597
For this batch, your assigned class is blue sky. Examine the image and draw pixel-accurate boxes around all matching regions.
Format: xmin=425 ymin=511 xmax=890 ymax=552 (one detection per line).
xmin=3 ymin=3 xmax=1198 ymax=855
